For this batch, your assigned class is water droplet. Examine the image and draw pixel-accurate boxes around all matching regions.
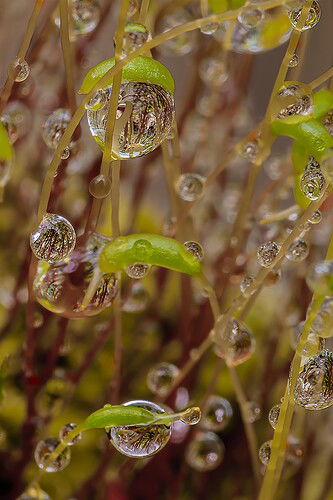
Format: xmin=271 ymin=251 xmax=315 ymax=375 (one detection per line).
xmin=244 ymin=401 xmax=261 ymax=423
xmin=33 ymin=311 xmax=44 ymax=328
xmin=59 ymin=423 xmax=82 ymax=445
xmin=288 ymin=0 xmax=321 ymax=31
xmin=89 ymin=174 xmax=112 ymax=199
xmin=55 ymin=0 xmax=100 ymax=35
xmin=300 ymin=157 xmax=325 ymax=200
xmin=257 ymin=241 xmax=281 ymax=267
xmin=17 ymin=484 xmax=50 ymax=500
xmin=200 ymin=22 xmax=219 ymax=35
xmin=292 ymin=320 xmax=325 ymax=357
xmin=294 ymin=350 xmax=333 ymax=410
xmin=185 ymin=431 xmax=224 ymax=471
xmin=240 ymin=276 xmax=255 ymax=297
xmin=272 ymin=82 xmax=313 ymax=122
xmin=201 ymin=395 xmax=233 ymax=431
xmin=108 ymin=400 xmax=172 ymax=457
xmin=215 ymin=318 xmax=256 ymax=366
xmin=122 ymin=282 xmax=149 ymax=313
xmin=268 ymin=404 xmax=281 ymax=429
xmin=259 ymin=440 xmax=272 ymax=465
xmin=288 ymin=53 xmax=299 ymax=67
xmin=238 ymin=8 xmax=265 ymax=28
xmin=34 ymin=233 xmax=118 ymax=318
xmin=183 ymin=241 xmax=204 ymax=261
xmin=306 ymin=260 xmax=333 ymax=293
xmin=286 ymin=436 xmax=304 ymax=465
xmin=175 ymin=173 xmax=205 ymax=202
xmin=30 ymin=214 xmax=76 ymax=263
xmin=147 ymin=362 xmax=180 ymax=396
xmin=13 ymin=58 xmax=30 ymax=82
xmin=158 ymin=9 xmax=198 ymax=57
xmin=180 ymin=407 xmax=201 ymax=425
xmin=34 ymin=437 xmax=71 ymax=472
xmin=126 ymin=263 xmax=150 ymax=279
xmin=87 ymin=82 xmax=174 ymax=158
xmin=85 ymin=89 xmax=107 ymax=111
xmin=286 ymin=239 xmax=309 ymax=262
xmin=312 ymin=297 xmax=333 ymax=338
xmin=61 ymin=146 xmax=71 ymax=160
xmin=240 ymin=140 xmax=259 ymax=162
xmin=42 ymin=109 xmax=71 ymax=149
xmin=308 ymin=210 xmax=322 ymax=224
xmin=199 ymin=57 xmax=228 ymax=87
xmin=122 ymin=23 xmax=151 ymax=55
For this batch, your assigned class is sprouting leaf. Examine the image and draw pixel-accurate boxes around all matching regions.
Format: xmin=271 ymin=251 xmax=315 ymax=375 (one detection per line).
xmin=82 ymin=404 xmax=158 ymax=430
xmin=0 ymin=122 xmax=13 ymax=161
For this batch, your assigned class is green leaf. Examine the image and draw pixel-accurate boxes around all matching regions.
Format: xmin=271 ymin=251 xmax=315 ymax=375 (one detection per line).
xmin=0 ymin=122 xmax=13 ymax=161
xmin=79 ymin=56 xmax=175 ymax=95
xmin=82 ymin=404 xmax=157 ymax=430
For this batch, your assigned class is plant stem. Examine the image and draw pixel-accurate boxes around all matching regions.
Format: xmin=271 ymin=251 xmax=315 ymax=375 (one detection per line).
xmin=59 ymin=0 xmax=77 ymax=117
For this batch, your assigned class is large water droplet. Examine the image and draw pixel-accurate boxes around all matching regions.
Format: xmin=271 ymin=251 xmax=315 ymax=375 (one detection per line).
xmin=201 ymin=395 xmax=233 ymax=431
xmin=34 ymin=437 xmax=71 ymax=472
xmin=30 ymin=214 xmax=76 ymax=263
xmin=257 ymin=241 xmax=281 ymax=267
xmin=175 ymin=173 xmax=205 ymax=202
xmin=185 ymin=431 xmax=224 ymax=471
xmin=147 ymin=362 xmax=179 ymax=396
xmin=288 ymin=0 xmax=321 ymax=31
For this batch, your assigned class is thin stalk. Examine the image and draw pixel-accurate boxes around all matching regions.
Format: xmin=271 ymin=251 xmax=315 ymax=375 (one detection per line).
xmin=111 ymin=160 xmax=121 ymax=236
xmin=139 ymin=0 xmax=151 ymax=23
xmin=59 ymin=0 xmax=77 ymax=117
xmin=0 ymin=0 xmax=44 ymax=114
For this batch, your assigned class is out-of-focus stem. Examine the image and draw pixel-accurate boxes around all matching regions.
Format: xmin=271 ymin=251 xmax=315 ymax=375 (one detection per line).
xmin=59 ymin=0 xmax=77 ymax=117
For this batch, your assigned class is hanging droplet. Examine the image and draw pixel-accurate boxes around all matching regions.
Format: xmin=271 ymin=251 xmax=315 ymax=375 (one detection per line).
xmin=122 ymin=282 xmax=149 ymax=313
xmin=271 ymin=82 xmax=313 ymax=122
xmin=175 ymin=173 xmax=205 ymax=202
xmin=259 ymin=440 xmax=272 ymax=465
xmin=13 ymin=58 xmax=30 ymax=82
xmin=30 ymin=214 xmax=76 ymax=263
xmin=185 ymin=431 xmax=224 ymax=471
xmin=107 ymin=400 xmax=172 ymax=457
xmin=89 ymin=174 xmax=112 ymax=199
xmin=215 ymin=318 xmax=256 ymax=366
xmin=61 ymin=146 xmax=71 ymax=160
xmin=288 ymin=0 xmax=321 ymax=31
xmin=59 ymin=423 xmax=82 ymax=445
xmin=17 ymin=484 xmax=50 ymax=500
xmin=312 ymin=297 xmax=333 ymax=338
xmin=240 ymin=140 xmax=259 ymax=162
xmin=180 ymin=407 xmax=201 ymax=425
xmin=87 ymin=82 xmax=174 ymax=158
xmin=34 ymin=437 xmax=71 ymax=472
xmin=240 ymin=276 xmax=255 ymax=297
xmin=147 ymin=362 xmax=180 ymax=397
xmin=200 ymin=22 xmax=219 ymax=35
xmin=85 ymin=89 xmax=107 ymax=111
xmin=292 ymin=320 xmax=325 ymax=357
xmin=300 ymin=157 xmax=325 ymax=200
xmin=288 ymin=53 xmax=299 ymax=67
xmin=55 ymin=0 xmax=100 ymax=35
xmin=201 ymin=395 xmax=233 ymax=431
xmin=286 ymin=239 xmax=309 ymax=262
xmin=294 ymin=350 xmax=333 ymax=410
xmin=1 ymin=101 xmax=31 ymax=144
xmin=306 ymin=260 xmax=333 ymax=293
xmin=183 ymin=241 xmax=204 ymax=261
xmin=257 ymin=241 xmax=281 ymax=267
xmin=126 ymin=263 xmax=150 ymax=279
xmin=34 ymin=233 xmax=118 ymax=318
xmin=33 ymin=311 xmax=44 ymax=328
xmin=268 ymin=404 xmax=281 ymax=429
xmin=42 ymin=109 xmax=71 ymax=149
xmin=122 ymin=24 xmax=151 ymax=55
xmin=238 ymin=8 xmax=265 ymax=28
xmin=244 ymin=401 xmax=261 ymax=423
xmin=308 ymin=210 xmax=322 ymax=224
xmin=199 ymin=57 xmax=228 ymax=87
